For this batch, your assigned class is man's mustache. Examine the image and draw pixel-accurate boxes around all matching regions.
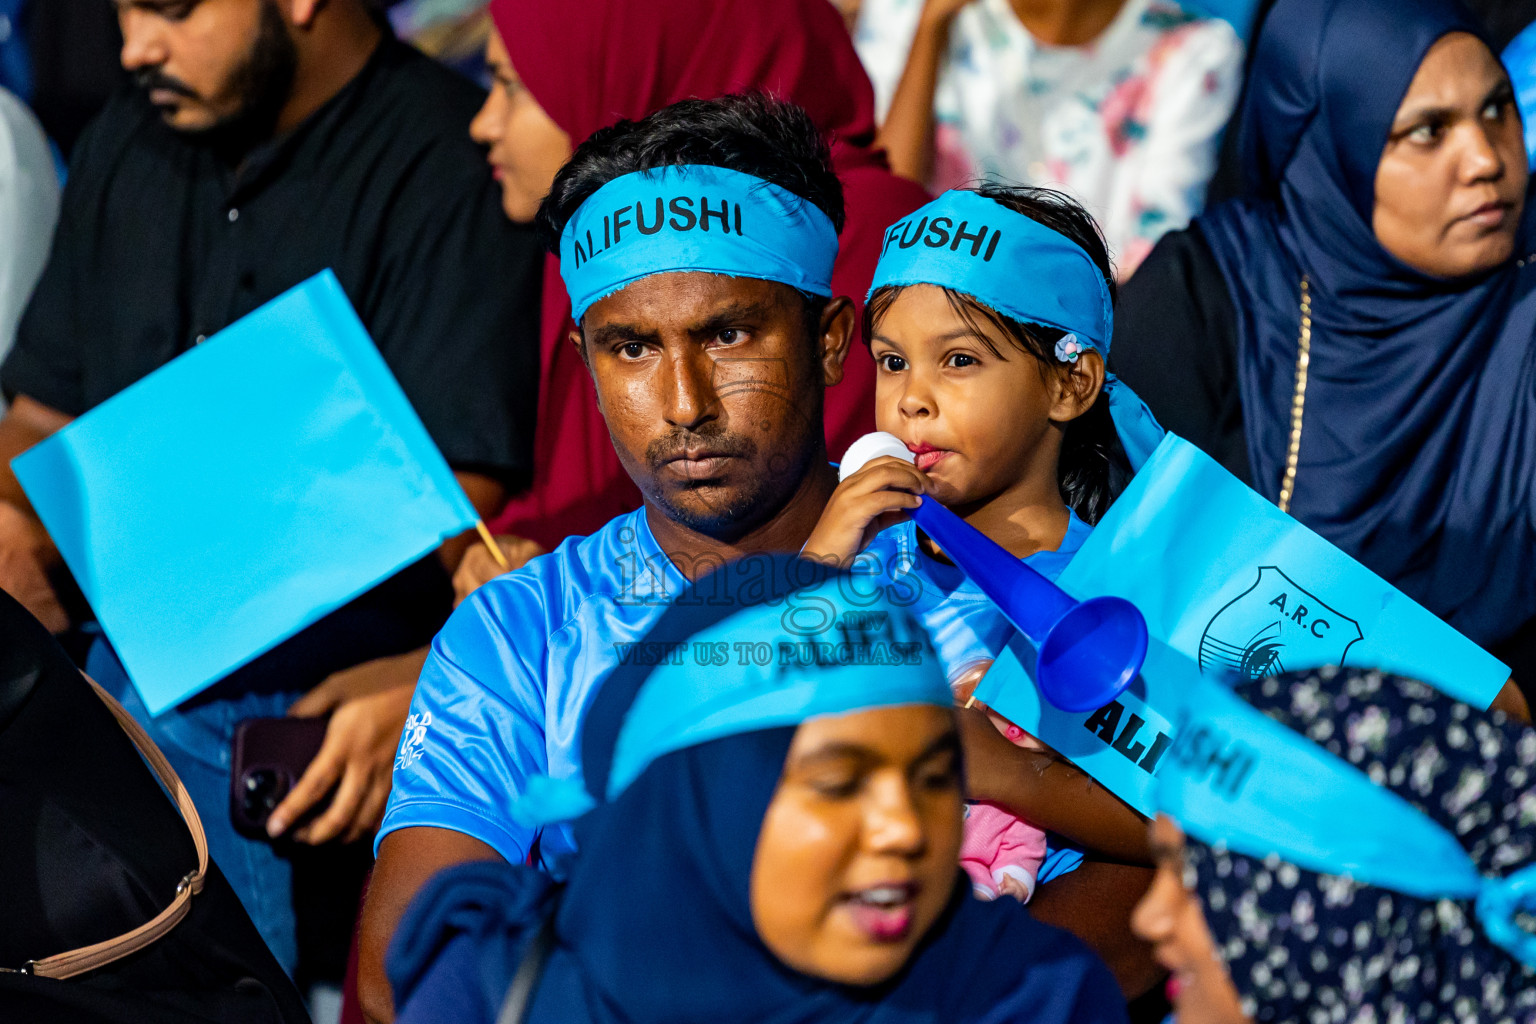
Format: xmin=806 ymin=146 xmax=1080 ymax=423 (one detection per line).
xmin=645 ymin=428 xmax=757 ymax=469
xmin=133 ymin=67 xmax=199 ymax=100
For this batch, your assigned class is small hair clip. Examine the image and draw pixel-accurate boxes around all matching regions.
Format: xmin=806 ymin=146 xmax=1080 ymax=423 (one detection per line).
xmin=1054 ymin=333 xmax=1085 ymax=363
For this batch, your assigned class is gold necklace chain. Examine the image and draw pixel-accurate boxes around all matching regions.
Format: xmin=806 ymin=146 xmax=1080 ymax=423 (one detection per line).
xmin=1277 ymin=275 xmax=1312 ymax=513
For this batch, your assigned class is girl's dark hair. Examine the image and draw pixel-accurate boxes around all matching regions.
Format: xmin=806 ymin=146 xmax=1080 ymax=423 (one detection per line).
xmin=863 ymin=184 xmax=1130 ymax=524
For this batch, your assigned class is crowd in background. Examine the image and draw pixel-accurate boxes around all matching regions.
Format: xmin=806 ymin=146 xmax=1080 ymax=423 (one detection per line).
xmin=4 ymin=0 xmax=1536 ymax=1022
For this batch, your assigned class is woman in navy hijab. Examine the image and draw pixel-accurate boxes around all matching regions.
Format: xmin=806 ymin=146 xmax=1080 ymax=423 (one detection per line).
xmin=1111 ymin=0 xmax=1536 ymax=687
xmin=383 ymin=557 xmax=1126 ymax=1024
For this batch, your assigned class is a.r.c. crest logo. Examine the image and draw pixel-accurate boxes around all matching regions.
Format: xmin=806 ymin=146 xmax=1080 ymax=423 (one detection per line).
xmin=1199 ymin=567 xmax=1363 ymax=678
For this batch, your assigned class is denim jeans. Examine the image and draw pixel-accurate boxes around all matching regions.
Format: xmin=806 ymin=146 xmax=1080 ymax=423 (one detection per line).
xmin=88 ymin=639 xmax=303 ymax=976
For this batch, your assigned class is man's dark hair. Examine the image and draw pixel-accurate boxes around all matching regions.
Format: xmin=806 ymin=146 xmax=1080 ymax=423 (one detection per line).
xmin=537 ymin=93 xmax=846 ymax=253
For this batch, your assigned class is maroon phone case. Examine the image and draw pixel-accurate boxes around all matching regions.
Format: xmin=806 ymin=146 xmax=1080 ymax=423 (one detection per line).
xmin=230 ymin=716 xmax=330 ymax=839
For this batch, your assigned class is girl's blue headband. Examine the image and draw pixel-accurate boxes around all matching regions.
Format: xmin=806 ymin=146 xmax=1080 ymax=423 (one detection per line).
xmin=869 ymin=189 xmax=1163 ymax=469
xmin=868 ymin=189 xmax=1114 ymax=352
xmin=559 ymin=165 xmax=839 ymax=321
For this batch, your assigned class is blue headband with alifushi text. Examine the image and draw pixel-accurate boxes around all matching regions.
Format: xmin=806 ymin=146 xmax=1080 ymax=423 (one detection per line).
xmin=869 ymin=189 xmax=1112 ymax=349
xmin=508 ymin=571 xmax=951 ymax=828
xmin=559 ymin=165 xmax=840 ymax=321
xmin=869 ymin=189 xmax=1164 ymax=469
xmin=1157 ymin=672 xmax=1536 ymax=968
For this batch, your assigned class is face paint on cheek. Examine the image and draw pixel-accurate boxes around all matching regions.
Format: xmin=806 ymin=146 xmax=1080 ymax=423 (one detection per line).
xmin=711 ymin=356 xmax=791 ymax=406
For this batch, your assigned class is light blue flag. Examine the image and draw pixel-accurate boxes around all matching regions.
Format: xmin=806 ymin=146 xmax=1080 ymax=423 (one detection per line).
xmin=1057 ymin=434 xmax=1506 ymax=707
xmin=975 ymin=631 xmax=1195 ymax=817
xmin=12 ymin=270 xmax=480 ymax=715
xmin=974 ymin=433 xmax=1507 ymax=816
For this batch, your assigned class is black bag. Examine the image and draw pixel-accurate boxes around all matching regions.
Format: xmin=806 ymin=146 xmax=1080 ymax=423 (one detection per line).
xmin=0 ymin=591 xmax=311 ymax=1024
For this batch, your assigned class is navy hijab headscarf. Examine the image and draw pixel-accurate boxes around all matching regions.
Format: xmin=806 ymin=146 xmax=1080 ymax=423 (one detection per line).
xmin=1199 ymin=0 xmax=1536 ymax=646
xmin=385 ymin=557 xmax=1125 ymax=1024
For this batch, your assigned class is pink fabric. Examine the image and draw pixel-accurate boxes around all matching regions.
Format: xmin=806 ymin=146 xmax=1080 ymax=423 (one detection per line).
xmin=960 ymin=802 xmax=1048 ymax=903
xmin=484 ymin=0 xmax=929 ymax=547
xmin=959 ymin=709 xmax=1048 ymax=903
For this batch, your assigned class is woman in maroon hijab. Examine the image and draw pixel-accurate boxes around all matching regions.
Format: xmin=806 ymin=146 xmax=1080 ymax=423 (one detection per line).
xmin=461 ymin=0 xmax=930 ymax=574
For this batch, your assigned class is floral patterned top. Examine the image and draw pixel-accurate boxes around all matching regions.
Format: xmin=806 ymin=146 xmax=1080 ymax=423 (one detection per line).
xmin=855 ymin=0 xmax=1243 ymax=277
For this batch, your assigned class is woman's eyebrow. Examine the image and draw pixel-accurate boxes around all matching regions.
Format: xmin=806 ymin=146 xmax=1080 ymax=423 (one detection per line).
xmin=791 ymin=742 xmax=874 ymax=769
xmin=116 ymin=0 xmax=196 ymax=11
xmin=1392 ymin=101 xmax=1455 ymax=130
xmin=791 ymin=729 xmax=959 ymax=770
xmin=1393 ymin=80 xmax=1513 ymax=130
xmin=1485 ymin=80 xmax=1517 ymax=106
xmin=911 ymin=731 xmax=961 ymax=765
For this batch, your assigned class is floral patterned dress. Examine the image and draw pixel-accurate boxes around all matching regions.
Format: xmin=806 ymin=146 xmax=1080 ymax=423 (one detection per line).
xmin=855 ymin=0 xmax=1243 ymax=277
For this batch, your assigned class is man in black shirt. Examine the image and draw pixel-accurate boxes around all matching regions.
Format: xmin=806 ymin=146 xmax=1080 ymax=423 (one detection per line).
xmin=0 ymin=0 xmax=540 ymax=974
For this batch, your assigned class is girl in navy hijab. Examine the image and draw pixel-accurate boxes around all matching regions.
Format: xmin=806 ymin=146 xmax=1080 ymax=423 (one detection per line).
xmin=384 ymin=557 xmax=1126 ymax=1024
xmin=1111 ymin=0 xmax=1536 ymax=679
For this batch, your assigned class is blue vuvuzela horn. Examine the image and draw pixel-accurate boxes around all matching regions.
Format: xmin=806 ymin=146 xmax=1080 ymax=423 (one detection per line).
xmin=840 ymin=432 xmax=1148 ymax=713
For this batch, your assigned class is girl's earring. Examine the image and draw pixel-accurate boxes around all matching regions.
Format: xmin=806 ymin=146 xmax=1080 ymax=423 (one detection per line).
xmin=1054 ymin=333 xmax=1084 ymax=363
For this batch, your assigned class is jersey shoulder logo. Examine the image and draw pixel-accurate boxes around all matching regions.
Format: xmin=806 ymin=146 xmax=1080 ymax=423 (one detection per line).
xmin=1199 ymin=566 xmax=1363 ymax=679
xmin=394 ymin=710 xmax=434 ymax=770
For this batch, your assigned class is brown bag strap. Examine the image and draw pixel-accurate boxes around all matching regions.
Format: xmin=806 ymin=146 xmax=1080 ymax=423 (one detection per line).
xmin=9 ymin=677 xmax=209 ymax=980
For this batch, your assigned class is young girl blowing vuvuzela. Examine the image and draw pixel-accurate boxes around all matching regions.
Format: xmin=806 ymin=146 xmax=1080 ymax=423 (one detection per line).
xmin=804 ymin=184 xmax=1164 ymax=904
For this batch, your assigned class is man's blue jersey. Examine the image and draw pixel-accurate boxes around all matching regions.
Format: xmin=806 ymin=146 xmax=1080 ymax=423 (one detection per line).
xmin=378 ymin=509 xmax=683 ymax=871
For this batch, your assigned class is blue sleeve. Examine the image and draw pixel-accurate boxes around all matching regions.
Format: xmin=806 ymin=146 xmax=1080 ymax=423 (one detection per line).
xmin=376 ymin=575 xmax=552 ymax=864
xmin=1036 ymin=834 xmax=1085 ymax=885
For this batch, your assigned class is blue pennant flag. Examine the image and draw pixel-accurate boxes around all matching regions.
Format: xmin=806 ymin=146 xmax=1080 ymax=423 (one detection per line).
xmin=975 ymin=433 xmax=1507 ymax=816
xmin=12 ymin=270 xmax=480 ymax=714
xmin=1055 ymin=434 xmax=1507 ymax=707
xmin=975 ymin=631 xmax=1198 ymax=817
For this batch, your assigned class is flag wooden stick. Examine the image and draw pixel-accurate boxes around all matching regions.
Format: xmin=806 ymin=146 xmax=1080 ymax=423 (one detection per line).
xmin=474 ymin=519 xmax=510 ymax=571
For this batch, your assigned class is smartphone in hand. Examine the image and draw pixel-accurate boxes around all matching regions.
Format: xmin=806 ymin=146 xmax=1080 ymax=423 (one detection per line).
xmin=230 ymin=716 xmax=330 ymax=839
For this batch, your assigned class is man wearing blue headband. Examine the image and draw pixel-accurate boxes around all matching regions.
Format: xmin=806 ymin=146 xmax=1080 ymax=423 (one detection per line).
xmin=356 ymin=94 xmax=862 ymax=1020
